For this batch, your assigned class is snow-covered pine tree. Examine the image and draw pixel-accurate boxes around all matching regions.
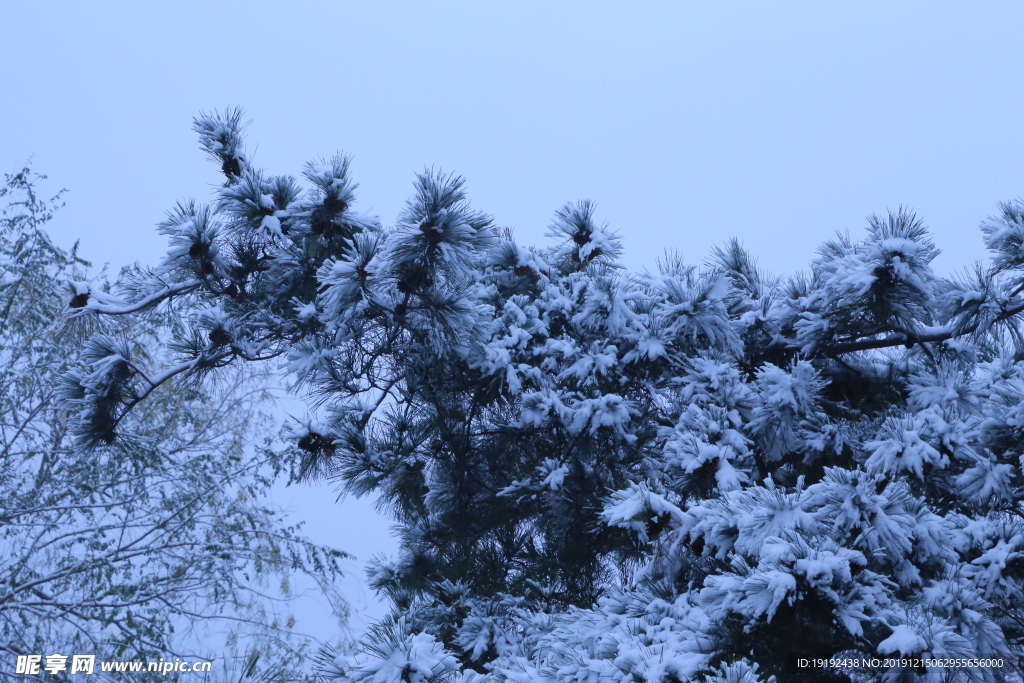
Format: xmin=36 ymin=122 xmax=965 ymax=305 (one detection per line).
xmin=61 ymin=109 xmax=1024 ymax=681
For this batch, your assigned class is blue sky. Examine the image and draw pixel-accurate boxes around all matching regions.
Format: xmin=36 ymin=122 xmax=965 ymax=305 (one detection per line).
xmin=5 ymin=0 xmax=1024 ymax=638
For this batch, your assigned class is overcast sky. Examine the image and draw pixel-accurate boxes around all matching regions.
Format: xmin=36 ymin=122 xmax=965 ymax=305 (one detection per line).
xmin=5 ymin=0 xmax=1024 ymax=638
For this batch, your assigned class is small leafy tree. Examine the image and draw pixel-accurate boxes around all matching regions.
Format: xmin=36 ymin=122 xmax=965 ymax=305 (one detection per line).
xmin=0 ymin=168 xmax=347 ymax=681
xmin=60 ymin=109 xmax=1024 ymax=681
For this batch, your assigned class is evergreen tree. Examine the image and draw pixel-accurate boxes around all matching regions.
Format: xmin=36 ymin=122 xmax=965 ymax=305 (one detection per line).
xmin=61 ymin=109 xmax=1024 ymax=681
xmin=0 ymin=167 xmax=347 ymax=681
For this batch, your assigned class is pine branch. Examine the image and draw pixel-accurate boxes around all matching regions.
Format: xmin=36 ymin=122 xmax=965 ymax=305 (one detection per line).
xmin=814 ymin=300 xmax=1024 ymax=355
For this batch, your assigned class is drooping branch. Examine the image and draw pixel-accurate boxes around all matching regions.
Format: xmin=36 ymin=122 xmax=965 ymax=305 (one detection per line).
xmin=71 ymin=280 xmax=201 ymax=316
xmin=759 ymin=298 xmax=1024 ymax=360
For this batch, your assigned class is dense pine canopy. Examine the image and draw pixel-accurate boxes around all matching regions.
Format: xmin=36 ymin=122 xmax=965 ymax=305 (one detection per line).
xmin=62 ymin=109 xmax=1024 ymax=682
